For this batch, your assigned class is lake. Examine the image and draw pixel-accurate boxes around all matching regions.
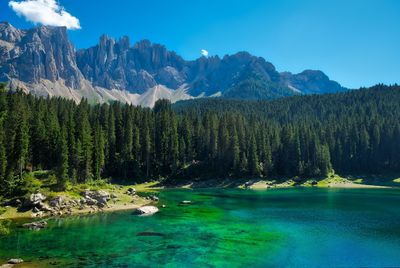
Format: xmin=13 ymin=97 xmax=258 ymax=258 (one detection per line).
xmin=1 ymin=188 xmax=400 ymax=267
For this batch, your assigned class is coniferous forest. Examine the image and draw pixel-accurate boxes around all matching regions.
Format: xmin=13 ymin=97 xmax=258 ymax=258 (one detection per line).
xmin=0 ymin=83 xmax=400 ymax=197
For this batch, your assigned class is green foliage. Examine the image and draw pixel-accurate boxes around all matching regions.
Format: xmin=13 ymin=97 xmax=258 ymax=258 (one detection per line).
xmin=20 ymin=172 xmax=42 ymax=195
xmin=0 ymin=84 xmax=400 ymax=198
xmin=223 ymin=79 xmax=295 ymax=100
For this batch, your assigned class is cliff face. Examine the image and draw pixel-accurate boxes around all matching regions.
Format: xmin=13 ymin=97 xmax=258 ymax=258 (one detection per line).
xmin=0 ymin=22 xmax=347 ymax=105
xmin=76 ymin=37 xmax=186 ymax=93
xmin=0 ymin=23 xmax=83 ymax=88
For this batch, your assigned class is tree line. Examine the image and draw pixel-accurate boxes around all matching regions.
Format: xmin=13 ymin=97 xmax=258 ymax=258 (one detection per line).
xmin=0 ymin=83 xmax=399 ymax=196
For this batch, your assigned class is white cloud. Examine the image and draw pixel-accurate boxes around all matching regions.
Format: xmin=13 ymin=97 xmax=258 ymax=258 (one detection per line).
xmin=9 ymin=0 xmax=81 ymax=30
xmin=201 ymin=49 xmax=209 ymax=57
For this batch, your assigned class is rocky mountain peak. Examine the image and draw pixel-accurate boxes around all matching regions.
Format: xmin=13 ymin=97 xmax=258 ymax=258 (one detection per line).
xmin=117 ymin=36 xmax=130 ymax=51
xmin=0 ymin=23 xmax=347 ymax=106
xmin=0 ymin=24 xmax=83 ymax=88
xmin=0 ymin=22 xmax=23 ymax=43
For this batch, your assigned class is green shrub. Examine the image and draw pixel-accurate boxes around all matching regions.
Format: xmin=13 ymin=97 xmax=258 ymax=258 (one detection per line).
xmin=20 ymin=172 xmax=42 ymax=194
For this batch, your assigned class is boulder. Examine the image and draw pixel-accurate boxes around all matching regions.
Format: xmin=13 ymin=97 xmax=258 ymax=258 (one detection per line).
xmin=149 ymin=195 xmax=159 ymax=201
xmin=49 ymin=196 xmax=64 ymax=208
xmin=135 ymin=206 xmax=159 ymax=216
xmin=85 ymin=197 xmax=97 ymax=206
xmin=40 ymin=204 xmax=53 ymax=212
xmin=28 ymin=192 xmax=46 ymax=207
xmin=126 ymin=188 xmax=136 ymax=195
xmin=85 ymin=190 xmax=110 ymax=205
xmin=8 ymin=259 xmax=23 ymax=264
xmin=32 ymin=211 xmax=44 ymax=218
xmin=94 ymin=190 xmax=110 ymax=200
xmin=32 ymin=207 xmax=40 ymax=213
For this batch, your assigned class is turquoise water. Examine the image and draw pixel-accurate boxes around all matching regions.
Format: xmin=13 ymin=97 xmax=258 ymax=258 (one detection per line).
xmin=1 ymin=188 xmax=400 ymax=267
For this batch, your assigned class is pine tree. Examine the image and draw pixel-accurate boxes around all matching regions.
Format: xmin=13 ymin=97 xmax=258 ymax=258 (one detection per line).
xmin=229 ymin=126 xmax=240 ymax=173
xmin=76 ymin=100 xmax=93 ymax=182
xmin=56 ymin=126 xmax=69 ymax=190
xmin=248 ymin=134 xmax=260 ymax=176
xmin=92 ymin=122 xmax=105 ymax=180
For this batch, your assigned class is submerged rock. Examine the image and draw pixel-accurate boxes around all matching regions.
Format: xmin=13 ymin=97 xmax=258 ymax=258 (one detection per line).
xmin=135 ymin=206 xmax=159 ymax=216
xmin=136 ymin=232 xmax=165 ymax=237
xmin=23 ymin=221 xmax=47 ymax=230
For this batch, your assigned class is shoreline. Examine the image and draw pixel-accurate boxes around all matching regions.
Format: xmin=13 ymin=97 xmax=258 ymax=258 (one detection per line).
xmin=0 ymin=200 xmax=153 ymax=221
xmin=1 ymin=175 xmax=398 ymax=221
xmin=0 ymin=182 xmax=161 ymax=221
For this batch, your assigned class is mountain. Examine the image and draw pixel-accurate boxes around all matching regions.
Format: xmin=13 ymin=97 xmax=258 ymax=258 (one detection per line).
xmin=0 ymin=22 xmax=347 ymax=106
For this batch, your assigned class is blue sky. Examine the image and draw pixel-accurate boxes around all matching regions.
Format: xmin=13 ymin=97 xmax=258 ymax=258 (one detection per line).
xmin=1 ymin=0 xmax=399 ymax=88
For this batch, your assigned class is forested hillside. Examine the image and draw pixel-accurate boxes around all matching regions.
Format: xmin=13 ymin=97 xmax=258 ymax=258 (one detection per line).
xmin=0 ymin=83 xmax=399 ymax=197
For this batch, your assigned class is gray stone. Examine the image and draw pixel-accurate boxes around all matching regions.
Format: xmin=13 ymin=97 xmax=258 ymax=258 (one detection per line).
xmin=32 ymin=211 xmax=44 ymax=218
xmin=149 ymin=195 xmax=159 ymax=201
xmin=29 ymin=192 xmax=46 ymax=206
xmin=126 ymin=188 xmax=136 ymax=195
xmin=135 ymin=206 xmax=159 ymax=216
xmin=8 ymin=258 xmax=23 ymax=264
xmin=23 ymin=221 xmax=47 ymax=230
xmin=32 ymin=207 xmax=40 ymax=213
xmin=49 ymin=196 xmax=64 ymax=208
xmin=85 ymin=197 xmax=98 ymax=206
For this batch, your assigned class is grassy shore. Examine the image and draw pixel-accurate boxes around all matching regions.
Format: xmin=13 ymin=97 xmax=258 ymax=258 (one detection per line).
xmin=0 ymin=171 xmax=162 ymax=221
xmin=240 ymin=174 xmax=398 ymax=190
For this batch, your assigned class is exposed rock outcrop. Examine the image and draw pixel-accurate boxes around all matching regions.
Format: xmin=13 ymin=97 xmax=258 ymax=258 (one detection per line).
xmin=28 ymin=192 xmax=46 ymax=207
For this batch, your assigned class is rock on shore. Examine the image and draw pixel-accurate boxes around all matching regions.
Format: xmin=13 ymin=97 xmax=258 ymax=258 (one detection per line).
xmin=8 ymin=259 xmax=23 ymax=264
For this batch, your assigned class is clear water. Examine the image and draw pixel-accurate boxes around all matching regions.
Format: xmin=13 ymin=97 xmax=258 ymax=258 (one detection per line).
xmin=1 ymin=188 xmax=400 ymax=267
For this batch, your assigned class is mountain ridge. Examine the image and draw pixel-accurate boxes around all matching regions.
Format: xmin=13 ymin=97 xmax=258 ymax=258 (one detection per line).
xmin=0 ymin=22 xmax=347 ymax=106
